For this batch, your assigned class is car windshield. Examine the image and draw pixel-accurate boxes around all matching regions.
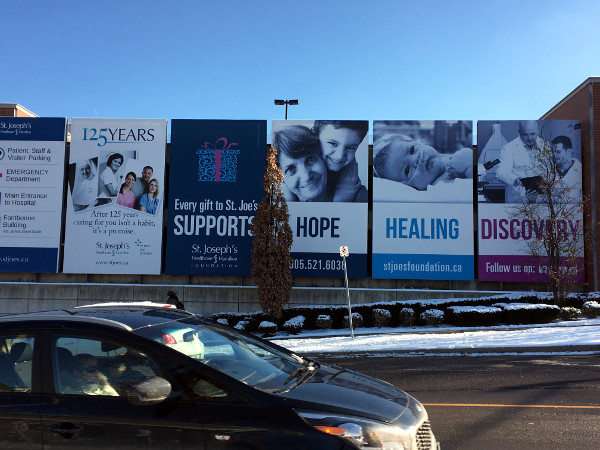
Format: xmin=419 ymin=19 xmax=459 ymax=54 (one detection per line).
xmin=131 ymin=316 xmax=316 ymax=393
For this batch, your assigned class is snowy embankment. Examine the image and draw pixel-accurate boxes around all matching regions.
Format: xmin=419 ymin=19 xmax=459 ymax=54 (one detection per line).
xmin=270 ymin=318 xmax=600 ymax=356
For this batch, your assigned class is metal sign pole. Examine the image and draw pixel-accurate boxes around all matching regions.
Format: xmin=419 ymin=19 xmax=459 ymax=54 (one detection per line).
xmin=340 ymin=246 xmax=353 ymax=338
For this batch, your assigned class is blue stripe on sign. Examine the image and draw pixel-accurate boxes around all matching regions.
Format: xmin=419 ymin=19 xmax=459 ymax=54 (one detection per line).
xmin=0 ymin=118 xmax=66 ymax=141
xmin=0 ymin=247 xmax=59 ymax=273
xmin=291 ymin=252 xmax=367 ymax=279
xmin=372 ymin=254 xmax=474 ymax=280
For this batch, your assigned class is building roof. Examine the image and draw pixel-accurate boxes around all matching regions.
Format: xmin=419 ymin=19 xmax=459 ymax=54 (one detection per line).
xmin=541 ymin=77 xmax=600 ymax=119
xmin=0 ymin=103 xmax=38 ymax=117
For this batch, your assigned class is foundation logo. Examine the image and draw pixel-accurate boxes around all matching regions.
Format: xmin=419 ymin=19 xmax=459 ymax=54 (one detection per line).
xmin=135 ymin=238 xmax=152 ymax=255
xmin=196 ymin=137 xmax=240 ymax=183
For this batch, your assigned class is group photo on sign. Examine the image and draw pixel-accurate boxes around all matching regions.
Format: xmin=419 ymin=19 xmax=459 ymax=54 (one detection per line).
xmin=272 ymin=120 xmax=369 ymax=278
xmin=68 ymin=152 xmax=161 ymax=214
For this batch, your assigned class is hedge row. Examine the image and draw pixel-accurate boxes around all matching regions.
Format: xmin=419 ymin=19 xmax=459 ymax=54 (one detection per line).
xmin=208 ymin=293 xmax=599 ymax=333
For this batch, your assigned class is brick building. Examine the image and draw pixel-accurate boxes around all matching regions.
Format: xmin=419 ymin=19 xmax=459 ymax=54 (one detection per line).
xmin=0 ymin=103 xmax=38 ymax=118
xmin=541 ymin=77 xmax=600 ymax=291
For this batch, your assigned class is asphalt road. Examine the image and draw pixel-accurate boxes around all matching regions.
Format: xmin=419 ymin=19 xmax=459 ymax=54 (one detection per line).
xmin=317 ymin=353 xmax=600 ymax=449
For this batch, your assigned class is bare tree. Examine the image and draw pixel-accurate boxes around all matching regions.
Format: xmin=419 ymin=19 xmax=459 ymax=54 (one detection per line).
xmin=249 ymin=145 xmax=293 ymax=319
xmin=509 ymin=135 xmax=585 ymax=306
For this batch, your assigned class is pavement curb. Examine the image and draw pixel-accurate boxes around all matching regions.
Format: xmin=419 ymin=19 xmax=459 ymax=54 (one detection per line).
xmin=302 ymin=345 xmax=600 ymax=358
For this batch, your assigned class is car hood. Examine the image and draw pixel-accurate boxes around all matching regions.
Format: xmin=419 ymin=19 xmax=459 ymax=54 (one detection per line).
xmin=275 ymin=362 xmax=426 ymax=427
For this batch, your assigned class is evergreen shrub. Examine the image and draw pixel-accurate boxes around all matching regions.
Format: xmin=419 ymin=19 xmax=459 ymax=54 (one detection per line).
xmin=343 ymin=312 xmax=363 ymax=328
xmin=372 ymin=309 xmax=391 ymax=328
xmin=234 ymin=320 xmax=250 ymax=331
xmin=315 ymin=315 xmax=333 ymax=330
xmin=421 ymin=309 xmax=444 ymax=327
xmin=258 ymin=321 xmax=278 ymax=336
xmin=446 ymin=306 xmax=502 ymax=327
xmin=559 ymin=307 xmax=581 ymax=321
xmin=398 ymin=308 xmax=416 ymax=327
xmin=283 ymin=315 xmax=305 ymax=334
xmin=582 ymin=301 xmax=600 ymax=318
xmin=493 ymin=303 xmax=560 ymax=325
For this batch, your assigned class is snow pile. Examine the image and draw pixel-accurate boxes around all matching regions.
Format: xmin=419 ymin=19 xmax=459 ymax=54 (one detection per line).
xmin=272 ymin=319 xmax=600 ymax=356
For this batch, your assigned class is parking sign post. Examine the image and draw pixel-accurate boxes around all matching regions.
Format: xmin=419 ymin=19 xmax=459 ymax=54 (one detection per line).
xmin=340 ymin=246 xmax=353 ymax=338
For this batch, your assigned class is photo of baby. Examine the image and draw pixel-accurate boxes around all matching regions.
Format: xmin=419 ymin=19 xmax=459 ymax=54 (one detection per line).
xmin=373 ymin=121 xmax=474 ymax=203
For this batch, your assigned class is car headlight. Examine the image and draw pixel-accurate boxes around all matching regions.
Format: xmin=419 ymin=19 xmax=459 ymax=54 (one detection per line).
xmin=296 ymin=410 xmax=412 ymax=449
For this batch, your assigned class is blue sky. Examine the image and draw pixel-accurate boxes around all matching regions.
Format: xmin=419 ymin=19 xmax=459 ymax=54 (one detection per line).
xmin=4 ymin=0 xmax=600 ymax=141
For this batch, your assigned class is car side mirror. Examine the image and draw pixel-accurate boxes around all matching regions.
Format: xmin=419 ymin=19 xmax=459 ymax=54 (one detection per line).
xmin=126 ymin=376 xmax=172 ymax=406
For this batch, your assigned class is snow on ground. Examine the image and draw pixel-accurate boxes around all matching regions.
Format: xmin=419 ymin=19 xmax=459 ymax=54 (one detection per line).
xmin=270 ymin=318 xmax=600 ymax=356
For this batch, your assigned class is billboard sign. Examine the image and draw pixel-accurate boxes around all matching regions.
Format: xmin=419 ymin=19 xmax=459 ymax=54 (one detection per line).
xmin=477 ymin=120 xmax=584 ymax=282
xmin=165 ymin=120 xmax=266 ymax=275
xmin=272 ymin=120 xmax=369 ymax=278
xmin=63 ymin=118 xmax=167 ymax=274
xmin=0 ymin=117 xmax=67 ymax=272
xmin=372 ymin=120 xmax=475 ymax=280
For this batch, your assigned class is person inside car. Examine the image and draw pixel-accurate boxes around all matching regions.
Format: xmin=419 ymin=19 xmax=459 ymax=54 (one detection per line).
xmin=104 ymin=349 xmax=158 ymax=395
xmin=62 ymin=353 xmax=118 ymax=396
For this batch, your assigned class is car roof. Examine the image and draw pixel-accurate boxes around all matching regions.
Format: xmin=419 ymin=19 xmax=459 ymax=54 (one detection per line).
xmin=79 ymin=301 xmax=177 ymax=309
xmin=0 ymin=303 xmax=200 ymax=332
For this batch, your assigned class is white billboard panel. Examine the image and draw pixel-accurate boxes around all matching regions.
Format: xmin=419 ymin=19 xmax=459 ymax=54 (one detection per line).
xmin=272 ymin=120 xmax=368 ymax=278
xmin=63 ymin=119 xmax=167 ymax=274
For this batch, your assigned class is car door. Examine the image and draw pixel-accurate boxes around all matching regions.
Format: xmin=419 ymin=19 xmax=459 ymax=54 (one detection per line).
xmin=0 ymin=332 xmax=43 ymax=448
xmin=160 ymin=342 xmax=342 ymax=449
xmin=40 ymin=331 xmax=206 ymax=449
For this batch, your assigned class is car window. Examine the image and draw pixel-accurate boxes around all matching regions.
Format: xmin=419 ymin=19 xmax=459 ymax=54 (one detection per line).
xmin=0 ymin=334 xmax=34 ymax=393
xmin=158 ymin=327 xmax=205 ymax=359
xmin=132 ymin=320 xmax=310 ymax=392
xmin=162 ymin=359 xmax=232 ymax=401
xmin=52 ymin=335 xmax=161 ymax=397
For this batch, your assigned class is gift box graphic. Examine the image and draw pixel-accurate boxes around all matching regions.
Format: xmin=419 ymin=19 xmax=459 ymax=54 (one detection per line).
xmin=196 ymin=137 xmax=240 ymax=182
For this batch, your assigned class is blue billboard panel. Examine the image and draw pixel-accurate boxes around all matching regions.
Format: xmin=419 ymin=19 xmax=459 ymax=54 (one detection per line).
xmin=166 ymin=120 xmax=266 ymax=275
xmin=372 ymin=120 xmax=474 ymax=280
xmin=0 ymin=117 xmax=67 ymax=273
xmin=272 ymin=120 xmax=369 ymax=278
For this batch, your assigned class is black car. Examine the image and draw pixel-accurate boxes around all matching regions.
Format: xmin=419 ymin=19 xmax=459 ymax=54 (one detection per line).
xmin=0 ymin=303 xmax=438 ymax=449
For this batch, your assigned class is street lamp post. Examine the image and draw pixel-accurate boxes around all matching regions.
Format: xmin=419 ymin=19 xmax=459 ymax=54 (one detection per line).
xmin=274 ymin=99 xmax=298 ymax=120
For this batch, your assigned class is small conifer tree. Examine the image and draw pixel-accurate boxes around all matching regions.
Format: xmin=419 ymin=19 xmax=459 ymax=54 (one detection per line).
xmin=249 ymin=145 xmax=293 ymax=319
